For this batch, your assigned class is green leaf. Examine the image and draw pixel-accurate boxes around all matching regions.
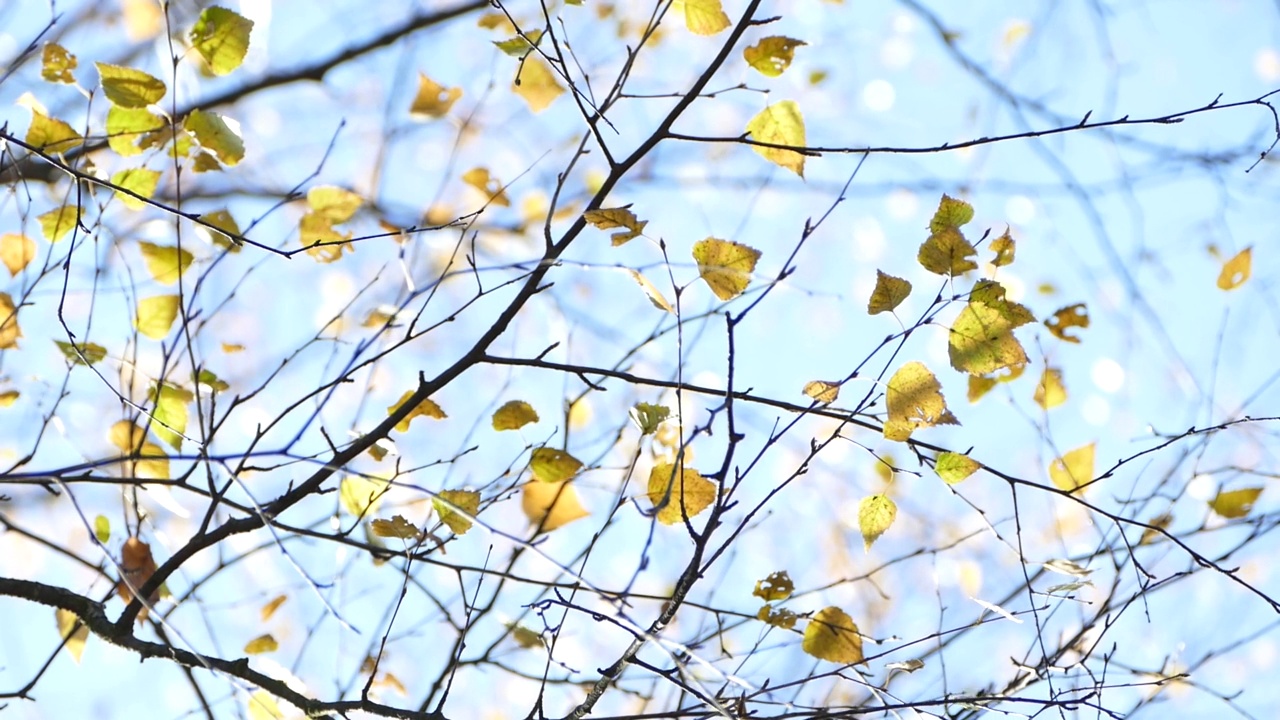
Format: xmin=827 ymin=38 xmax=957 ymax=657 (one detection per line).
xmin=630 ymin=402 xmax=670 ymax=435
xmin=95 ymin=62 xmax=167 ymax=107
xmin=55 ymin=340 xmax=107 ymax=366
xmin=857 ymin=494 xmax=896 ymax=551
xmin=493 ymin=29 xmax=542 ymax=56
xmin=138 ymin=242 xmax=194 ymax=285
xmin=190 ymin=7 xmax=254 ymax=76
xmin=196 ymin=369 xmax=230 ymax=393
xmin=183 ymin=110 xmax=244 ymax=167
xmin=111 ymin=168 xmax=161 ymax=210
xmin=745 ymin=100 xmax=807 ymax=177
xmin=935 ymin=452 xmax=980 ymax=484
xmin=106 ymin=106 xmax=165 ymax=157
xmin=93 ymin=515 xmax=111 ymax=543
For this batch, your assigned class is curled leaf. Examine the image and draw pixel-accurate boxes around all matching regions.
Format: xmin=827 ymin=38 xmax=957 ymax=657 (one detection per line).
xmin=1044 ymin=303 xmax=1089 ymax=343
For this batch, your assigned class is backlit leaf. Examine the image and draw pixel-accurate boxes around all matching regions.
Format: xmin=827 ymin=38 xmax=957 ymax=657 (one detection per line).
xmin=949 ymin=300 xmax=1030 ymax=376
xmin=109 ymin=420 xmax=147 ymax=453
xmin=56 ymin=609 xmax=88 ymax=663
xmin=0 ymin=233 xmax=36 ymax=275
xmin=802 ymin=606 xmax=863 ymax=664
xmin=299 ymin=212 xmax=352 ymax=262
xmin=858 ymin=494 xmax=896 ymax=551
xmin=0 ymin=390 xmax=18 ymax=407
xmin=679 ymin=0 xmax=730 ymax=35
xmin=883 ymin=361 xmax=958 ymax=441
xmin=26 ymin=110 xmax=83 ymax=153
xmin=244 ymin=634 xmax=278 ymax=654
xmin=106 ymin=106 xmax=164 ymax=157
xmin=492 ymin=400 xmax=539 ymax=431
xmin=1216 ymin=247 xmax=1251 ymax=290
xmin=757 ymin=604 xmax=798 ymax=629
xmin=116 ymin=537 xmax=159 ymax=618
xmin=743 ymin=36 xmax=806 ymax=77
xmin=134 ymin=294 xmax=180 ymax=339
xmin=387 ymin=390 xmax=447 ymax=432
xmin=1033 ymin=367 xmax=1067 ymax=410
xmin=111 ymin=167 xmax=161 ymax=210
xmin=1049 ymin=442 xmax=1095 ymax=494
xmin=1044 ymin=303 xmax=1088 ymax=343
xmin=929 ymin=194 xmax=974 ymax=233
xmin=190 ymin=7 xmax=254 ymax=76
xmin=307 ymin=186 xmax=362 ymax=223
xmin=647 ymin=462 xmax=715 ymax=525
xmin=42 ymin=44 xmax=77 ymax=83
xmin=340 ymin=474 xmax=390 ymax=517
xmin=39 ymin=205 xmax=80 ymax=243
xmin=201 ymin=209 xmax=242 ymax=250
xmin=138 ymin=242 xmax=194 ymax=285
xmin=462 ymin=168 xmax=511 ymax=207
xmin=493 ymin=30 xmax=542 ymax=57
xmin=628 ymin=269 xmax=674 ymax=312
xmin=1139 ymin=512 xmax=1173 ymax=545
xmin=260 ymin=595 xmax=287 ymax=621
xmin=1043 ymin=558 xmax=1092 ymax=577
xmin=630 ymin=402 xmax=670 ymax=435
xmin=152 ymin=383 xmax=192 ymax=449
xmin=918 ymin=227 xmax=977 ymax=275
xmin=95 ymin=62 xmax=166 ymax=107
xmin=935 ymin=452 xmax=980 ymax=484
xmin=247 ymin=691 xmax=284 ymax=720
xmin=433 ymin=489 xmax=481 ymax=535
xmin=752 ymin=571 xmax=794 ymax=601
xmin=508 ymin=623 xmax=544 ymax=649
xmin=371 ymin=515 xmax=423 ymax=541
xmin=693 ymin=237 xmax=761 ymax=301
xmin=1209 ymin=487 xmax=1262 ymax=519
xmin=531 ymin=447 xmax=583 ymax=483
xmin=990 ymin=228 xmax=1015 ymax=266
xmin=522 ymin=480 xmax=589 ymax=531
xmin=867 ymin=270 xmax=911 ymax=314
xmin=135 ymin=441 xmax=169 ymax=480
xmin=183 ymin=110 xmax=244 ymax=167
xmin=54 ymin=340 xmax=106 ymax=366
xmin=802 ymin=380 xmax=840 ymax=404
xmin=745 ymin=100 xmax=806 ymax=177
xmin=94 ymin=515 xmax=111 ymax=543
xmin=513 ymin=57 xmax=564 ymax=112
xmin=410 ymin=73 xmax=462 ymax=119
xmin=583 ymin=206 xmax=647 ymax=245
xmin=0 ymin=293 xmax=20 ymax=349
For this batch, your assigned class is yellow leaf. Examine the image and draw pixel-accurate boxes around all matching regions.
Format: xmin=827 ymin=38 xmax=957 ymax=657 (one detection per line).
xmin=151 ymin=382 xmax=192 ymax=449
xmin=260 ymin=595 xmax=287 ymax=621
xmin=222 ymin=342 xmax=245 ymax=353
xmin=307 ymin=185 xmax=362 ymax=223
xmin=0 ymin=233 xmax=36 ymax=276
xmin=135 ymin=441 xmax=169 ymax=480
xmin=929 ymin=194 xmax=974 ymax=233
xmin=1044 ymin=303 xmax=1088 ymax=343
xmin=1209 ymin=487 xmax=1263 ymax=519
xmin=679 ymin=0 xmax=730 ymax=35
xmin=122 ymin=0 xmax=162 ymax=40
xmin=0 ymin=293 xmax=20 ymax=349
xmin=935 ymin=452 xmax=980 ymax=484
xmin=1139 ymin=512 xmax=1173 ymax=545
xmin=918 ymin=227 xmax=977 ymax=276
xmin=1033 ymin=367 xmax=1067 ymax=410
xmin=134 ymin=294 xmax=179 ymax=339
xmin=247 ymin=690 xmax=284 ymax=720
xmin=630 ymin=402 xmax=670 ymax=435
xmin=371 ymin=514 xmax=423 ymax=541
xmin=949 ymin=301 xmax=1030 ymax=376
xmin=513 ymin=57 xmax=564 ymax=113
xmin=94 ymin=515 xmax=111 ymax=543
xmin=867 ymin=270 xmax=911 ymax=314
xmin=433 ymin=489 xmax=480 ymax=535
xmin=56 ymin=608 xmax=89 ymax=663
xmin=883 ymin=361 xmax=958 ymax=442
xmin=858 ymin=494 xmax=896 ymax=551
xmin=522 ymin=480 xmax=589 ymax=531
xmin=693 ymin=237 xmax=761 ymax=301
xmin=26 ymin=110 xmax=83 ymax=153
xmin=138 ymin=242 xmax=194 ymax=285
xmin=183 ymin=110 xmax=244 ymax=166
xmin=745 ymin=100 xmax=806 ymax=177
xmin=109 ymin=420 xmax=146 ymax=453
xmin=387 ymin=390 xmax=447 ymax=432
xmin=340 ymin=475 xmax=390 ymax=517
xmin=244 ymin=634 xmax=278 ymax=655
xmin=299 ymin=212 xmax=352 ymax=262
xmin=111 ymin=167 xmax=161 ymax=210
xmin=0 ymin=389 xmax=18 ymax=407
xmin=509 ymin=624 xmax=544 ymax=649
xmin=39 ymin=205 xmax=80 ymax=243
xmin=492 ymin=400 xmax=539 ymax=431
xmin=531 ymin=446 xmax=583 ymax=483
xmin=189 ymin=7 xmax=253 ymax=76
xmin=105 ymin=105 xmax=165 ymax=157
xmin=802 ymin=380 xmax=840 ymax=404
xmin=95 ymin=62 xmax=166 ymax=107
xmin=476 ymin=12 xmax=511 ymax=30
xmin=409 ymin=72 xmax=462 ymax=119
xmin=757 ymin=604 xmax=798 ymax=629
xmin=461 ymin=167 xmax=511 ymax=207
xmin=647 ymin=462 xmax=716 ymax=525
xmin=1049 ymin=442 xmax=1095 ymax=494
xmin=42 ymin=43 xmax=77 ymax=83
xmin=752 ymin=571 xmax=794 ymax=602
xmin=802 ymin=606 xmax=864 ymax=664
xmin=1216 ymin=247 xmax=1251 ymax=290
xmin=990 ymin=228 xmax=1015 ymax=266
xmin=202 ymin=208 xmax=242 ymax=250
xmin=628 ymin=269 xmax=675 ymax=313
xmin=583 ymin=206 xmax=647 ymax=246
xmin=743 ymin=36 xmax=806 ymax=77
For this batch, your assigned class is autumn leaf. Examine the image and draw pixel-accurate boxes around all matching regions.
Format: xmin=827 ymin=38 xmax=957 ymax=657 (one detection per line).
xmin=628 ymin=269 xmax=675 ymax=313
xmin=433 ymin=489 xmax=481 ymax=535
xmin=630 ymin=402 xmax=670 ymax=435
xmin=190 ymin=7 xmax=254 ymax=76
xmin=990 ymin=228 xmax=1016 ymax=266
xmin=134 ymin=294 xmax=180 ymax=339
xmin=693 ymin=237 xmax=761 ymax=301
xmin=492 ymin=400 xmax=539 ymax=431
xmin=1209 ymin=487 xmax=1262 ymax=519
xmin=531 ymin=447 xmax=583 ymax=483
xmin=138 ymin=242 xmax=194 ymax=285
xmin=56 ymin=608 xmax=89 ymax=662
xmin=935 ymin=452 xmax=980 ymax=484
xmin=0 ymin=233 xmax=36 ymax=276
xmin=1049 ymin=442 xmax=1095 ymax=494
xmin=745 ymin=101 xmax=806 ymax=177
xmin=151 ymin=382 xmax=192 ymax=449
xmin=583 ymin=206 xmax=647 ymax=245
xmin=513 ymin=57 xmax=564 ymax=112
xmin=244 ymin=634 xmax=278 ymax=654
xmin=802 ymin=380 xmax=840 ymax=404
xmin=883 ymin=361 xmax=959 ymax=441
xmin=26 ymin=110 xmax=83 ymax=153
xmin=867 ymin=270 xmax=911 ymax=314
xmin=918 ymin=227 xmax=977 ymax=276
xmin=949 ymin=299 xmax=1031 ymax=376
xmin=929 ymin=194 xmax=974 ymax=232
xmin=340 ymin=474 xmax=390 ymax=517
xmin=858 ymin=494 xmax=896 ymax=551
xmin=757 ymin=604 xmax=798 ymax=629
xmin=1033 ymin=367 xmax=1066 ymax=410
xmin=95 ymin=62 xmax=166 ymax=107
xmin=42 ymin=43 xmax=77 ymax=83
xmin=679 ymin=0 xmax=730 ymax=35
xmin=462 ymin=168 xmax=511 ymax=207
xmin=493 ymin=30 xmax=542 ymax=57
xmin=388 ymin=390 xmax=447 ymax=432
xmin=117 ymin=536 xmax=159 ymax=621
xmin=307 ymin=185 xmax=362 ymax=222
xmin=1216 ymin=247 xmax=1251 ymax=290
xmin=752 ymin=571 xmax=794 ymax=602
xmin=1044 ymin=303 xmax=1089 ymax=343
xmin=410 ymin=72 xmax=462 ymax=119
xmin=522 ymin=480 xmax=590 ymax=531
xmin=94 ymin=515 xmax=111 ymax=543
xmin=802 ymin=606 xmax=864 ymax=664
xmin=371 ymin=514 xmax=423 ymax=541
xmin=647 ymin=462 xmax=716 ymax=525
xmin=0 ymin=293 xmax=20 ymax=349
xmin=260 ymin=595 xmax=287 ymax=621
xmin=111 ymin=167 xmax=161 ymax=210
xmin=743 ymin=36 xmax=806 ymax=77
xmin=184 ymin=110 xmax=244 ymax=167
xmin=39 ymin=205 xmax=80 ymax=243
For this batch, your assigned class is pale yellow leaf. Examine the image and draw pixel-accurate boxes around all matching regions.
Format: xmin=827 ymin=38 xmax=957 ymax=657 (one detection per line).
xmin=95 ymin=62 xmax=166 ymax=107
xmin=693 ymin=237 xmax=761 ymax=301
xmin=1049 ymin=443 xmax=1095 ymax=494
xmin=867 ymin=270 xmax=911 ymax=314
xmin=1033 ymin=367 xmax=1067 ymax=410
xmin=583 ymin=206 xmax=647 ymax=245
xmin=56 ymin=608 xmax=89 ymax=662
xmin=745 ymin=101 xmax=806 ymax=177
xmin=858 ymin=494 xmax=896 ymax=551
xmin=628 ymin=269 xmax=674 ymax=312
xmin=513 ymin=57 xmax=564 ymax=112
xmin=935 ymin=452 xmax=980 ymax=484
xmin=522 ymin=480 xmax=589 ymax=531
xmin=138 ymin=242 xmax=194 ymax=285
xmin=461 ymin=167 xmax=511 ymax=207
xmin=0 ymin=293 xmax=20 ymax=349
xmin=0 ymin=233 xmax=36 ymax=276
xmin=340 ymin=474 xmax=390 ymax=517
xmin=134 ymin=294 xmax=180 ymax=339
xmin=679 ymin=0 xmax=730 ymax=35
xmin=802 ymin=380 xmax=840 ymax=404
